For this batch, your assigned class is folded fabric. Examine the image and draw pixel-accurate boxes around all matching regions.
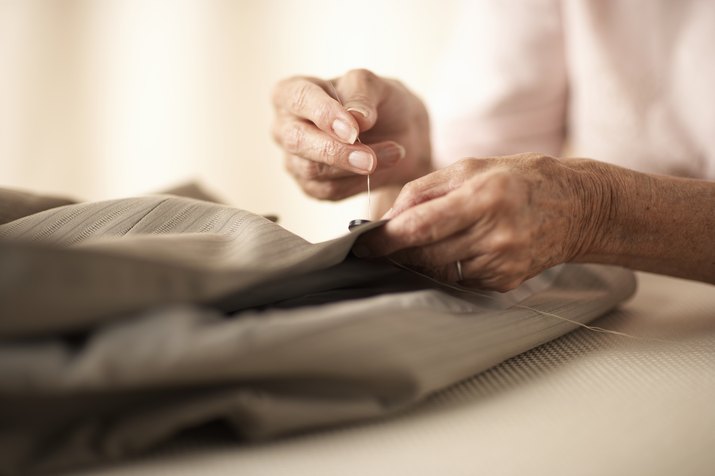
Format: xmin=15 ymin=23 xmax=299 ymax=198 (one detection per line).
xmin=0 ymin=196 xmax=636 ymax=475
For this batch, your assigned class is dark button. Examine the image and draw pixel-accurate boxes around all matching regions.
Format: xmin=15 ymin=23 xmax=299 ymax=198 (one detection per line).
xmin=348 ymin=219 xmax=371 ymax=231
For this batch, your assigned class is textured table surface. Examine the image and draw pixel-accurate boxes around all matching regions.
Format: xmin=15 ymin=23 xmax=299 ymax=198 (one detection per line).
xmin=81 ymin=272 xmax=715 ymax=476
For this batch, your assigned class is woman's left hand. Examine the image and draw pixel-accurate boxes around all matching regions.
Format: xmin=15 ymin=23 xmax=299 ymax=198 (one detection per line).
xmin=357 ymin=153 xmax=598 ymax=292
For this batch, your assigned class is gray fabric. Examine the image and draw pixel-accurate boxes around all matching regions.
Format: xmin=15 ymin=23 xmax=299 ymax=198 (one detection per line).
xmin=0 ymin=187 xmax=75 ymax=226
xmin=0 ymin=196 xmax=386 ymax=337
xmin=0 ymin=196 xmax=636 ymax=475
xmin=78 ymin=273 xmax=714 ymax=476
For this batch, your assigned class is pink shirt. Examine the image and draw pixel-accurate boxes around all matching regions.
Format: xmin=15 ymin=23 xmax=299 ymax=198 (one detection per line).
xmin=431 ymin=0 xmax=715 ymax=179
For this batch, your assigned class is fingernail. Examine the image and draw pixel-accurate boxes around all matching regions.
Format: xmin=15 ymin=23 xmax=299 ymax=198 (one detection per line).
xmin=348 ymin=150 xmax=373 ymax=172
xmin=346 ymin=106 xmax=370 ymax=119
xmin=332 ymin=118 xmax=357 ymax=144
xmin=381 ymin=207 xmax=394 ymax=219
xmin=353 ymin=244 xmax=371 ymax=258
xmin=375 ymin=144 xmax=406 ymax=165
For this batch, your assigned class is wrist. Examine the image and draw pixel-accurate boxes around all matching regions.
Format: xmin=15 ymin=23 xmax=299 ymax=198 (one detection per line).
xmin=556 ymin=158 xmax=715 ymax=283
xmin=561 ymin=159 xmax=625 ymax=262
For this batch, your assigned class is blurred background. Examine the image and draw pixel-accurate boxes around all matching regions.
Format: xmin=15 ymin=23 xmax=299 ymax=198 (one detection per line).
xmin=0 ymin=0 xmax=459 ymax=241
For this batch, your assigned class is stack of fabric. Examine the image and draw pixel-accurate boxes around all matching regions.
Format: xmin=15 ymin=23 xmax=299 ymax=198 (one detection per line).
xmin=0 ymin=190 xmax=635 ymax=475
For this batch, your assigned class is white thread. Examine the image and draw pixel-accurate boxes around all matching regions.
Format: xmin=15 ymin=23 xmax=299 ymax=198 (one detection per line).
xmin=329 ymin=80 xmax=371 ymax=220
xmin=386 ymin=258 xmax=675 ymax=344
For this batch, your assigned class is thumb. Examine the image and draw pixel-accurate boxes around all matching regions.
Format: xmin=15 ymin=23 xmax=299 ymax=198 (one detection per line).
xmin=336 ymin=69 xmax=384 ymax=132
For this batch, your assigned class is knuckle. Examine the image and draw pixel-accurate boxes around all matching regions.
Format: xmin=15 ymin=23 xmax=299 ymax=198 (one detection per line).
xmin=494 ymin=283 xmax=515 ymax=293
xmin=464 ymin=175 xmax=484 ymax=195
xmin=488 ymin=173 xmax=518 ymax=198
xmin=500 ymin=277 xmax=524 ymax=292
xmin=290 ymin=81 xmax=317 ymax=115
xmin=489 ymin=170 xmax=513 ymax=189
xmin=478 ymin=188 xmax=502 ymax=209
xmin=521 ymin=153 xmax=559 ymax=174
xmin=476 ymin=276 xmax=502 ymax=292
xmin=282 ymin=124 xmax=304 ymax=153
xmin=483 ymin=274 xmax=522 ymax=293
xmin=454 ymin=158 xmax=477 ymax=174
xmin=500 ymin=262 xmax=527 ymax=279
xmin=313 ymin=102 xmax=333 ymax=129
xmin=349 ymin=68 xmax=377 ymax=83
xmin=409 ymin=215 xmax=439 ymax=244
xmin=399 ymin=221 xmax=423 ymax=246
xmin=301 ymin=160 xmax=324 ymax=180
xmin=309 ymin=160 xmax=334 ymax=180
xmin=488 ymin=230 xmax=517 ymax=251
xmin=400 ymin=179 xmax=421 ymax=201
xmin=528 ymin=152 xmax=557 ymax=166
xmin=320 ymin=141 xmax=343 ymax=166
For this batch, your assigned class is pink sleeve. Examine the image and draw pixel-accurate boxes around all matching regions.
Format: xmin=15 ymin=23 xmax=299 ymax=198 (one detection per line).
xmin=431 ymin=0 xmax=567 ymax=168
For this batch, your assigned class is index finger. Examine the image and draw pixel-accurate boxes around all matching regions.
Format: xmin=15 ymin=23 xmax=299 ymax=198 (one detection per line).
xmin=272 ymin=77 xmax=360 ymax=145
xmin=359 ymin=185 xmax=478 ymax=257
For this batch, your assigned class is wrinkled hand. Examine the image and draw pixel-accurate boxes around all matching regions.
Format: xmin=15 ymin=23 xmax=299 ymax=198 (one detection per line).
xmin=357 ymin=154 xmax=591 ymax=292
xmin=272 ymin=69 xmax=432 ymax=200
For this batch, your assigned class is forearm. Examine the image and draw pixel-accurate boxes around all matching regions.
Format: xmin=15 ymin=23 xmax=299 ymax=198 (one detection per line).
xmin=565 ymin=159 xmax=715 ymax=283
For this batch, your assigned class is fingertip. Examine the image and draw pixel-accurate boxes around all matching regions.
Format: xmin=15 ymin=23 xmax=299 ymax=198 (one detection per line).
xmin=346 ymin=105 xmax=371 ymax=120
xmin=373 ymin=142 xmax=405 ymax=168
xmin=395 ymin=143 xmax=406 ymax=160
xmin=331 ymin=118 xmax=358 ymax=144
xmin=347 ymin=149 xmax=375 ymax=174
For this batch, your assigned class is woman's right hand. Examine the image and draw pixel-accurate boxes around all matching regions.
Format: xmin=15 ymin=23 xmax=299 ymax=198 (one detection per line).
xmin=271 ymin=69 xmax=432 ymax=201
